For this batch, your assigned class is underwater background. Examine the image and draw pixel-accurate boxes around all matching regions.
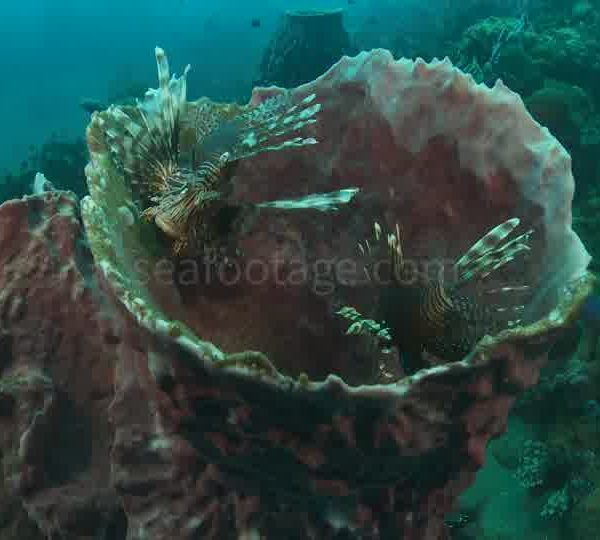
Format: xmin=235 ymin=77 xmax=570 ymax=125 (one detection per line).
xmin=1 ymin=1 xmax=600 ymax=539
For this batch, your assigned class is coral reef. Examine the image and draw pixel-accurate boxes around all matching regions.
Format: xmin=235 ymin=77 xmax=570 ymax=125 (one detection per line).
xmin=257 ymin=9 xmax=351 ymax=88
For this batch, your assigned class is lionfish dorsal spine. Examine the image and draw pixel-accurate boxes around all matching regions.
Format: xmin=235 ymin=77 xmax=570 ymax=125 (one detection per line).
xmin=154 ymin=47 xmax=190 ymax=142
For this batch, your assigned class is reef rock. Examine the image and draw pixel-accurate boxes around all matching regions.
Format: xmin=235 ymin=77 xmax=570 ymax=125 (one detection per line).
xmin=0 ymin=48 xmax=594 ymax=539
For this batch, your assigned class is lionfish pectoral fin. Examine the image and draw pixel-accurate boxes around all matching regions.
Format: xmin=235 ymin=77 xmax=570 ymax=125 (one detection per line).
xmin=455 ymin=218 xmax=519 ymax=273
xmin=256 ymin=188 xmax=359 ymax=212
xmin=454 ymin=218 xmax=533 ymax=285
xmin=232 ymin=93 xmax=321 ymax=161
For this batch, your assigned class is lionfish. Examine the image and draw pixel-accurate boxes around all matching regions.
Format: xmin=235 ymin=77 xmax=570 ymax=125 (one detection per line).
xmin=339 ymin=218 xmax=533 ymax=373
xmin=104 ymin=47 xmax=358 ymax=255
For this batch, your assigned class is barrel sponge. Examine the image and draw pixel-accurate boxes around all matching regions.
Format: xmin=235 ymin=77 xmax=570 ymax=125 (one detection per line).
xmin=76 ymin=48 xmax=595 ymax=540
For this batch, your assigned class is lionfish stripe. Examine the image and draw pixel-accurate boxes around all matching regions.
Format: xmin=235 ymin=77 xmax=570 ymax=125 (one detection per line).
xmin=422 ymin=283 xmax=453 ymax=330
xmin=241 ymin=102 xmax=321 ymax=138
xmin=455 ymin=218 xmax=520 ymax=274
xmin=476 ymin=241 xmax=532 ymax=279
xmin=455 ymin=223 xmax=532 ymax=284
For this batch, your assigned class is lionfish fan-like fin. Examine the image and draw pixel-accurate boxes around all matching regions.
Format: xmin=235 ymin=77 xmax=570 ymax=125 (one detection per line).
xmin=454 ymin=218 xmax=532 ymax=285
xmin=256 ymin=188 xmax=359 ymax=212
xmin=105 ymin=47 xmax=191 ymax=201
xmin=454 ymin=218 xmax=520 ymax=274
xmin=463 ymin=230 xmax=532 ymax=282
xmin=232 ymin=93 xmax=322 ymax=160
xmin=152 ymin=47 xmax=190 ymax=142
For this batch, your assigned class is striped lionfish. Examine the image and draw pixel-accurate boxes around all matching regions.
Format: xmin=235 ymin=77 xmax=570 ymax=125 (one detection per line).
xmin=104 ymin=47 xmax=358 ymax=256
xmin=339 ymin=218 xmax=533 ymax=373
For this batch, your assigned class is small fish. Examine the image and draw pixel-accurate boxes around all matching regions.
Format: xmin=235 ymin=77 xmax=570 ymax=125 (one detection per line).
xmin=251 ymin=18 xmax=261 ymax=28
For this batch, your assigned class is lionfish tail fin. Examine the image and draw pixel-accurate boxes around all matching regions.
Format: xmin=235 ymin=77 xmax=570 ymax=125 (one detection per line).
xmin=231 ymin=93 xmax=321 ymax=161
xmin=454 ymin=218 xmax=533 ymax=285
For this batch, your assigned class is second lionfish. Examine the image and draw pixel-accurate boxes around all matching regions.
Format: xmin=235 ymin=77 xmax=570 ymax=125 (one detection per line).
xmin=339 ymin=218 xmax=533 ymax=374
xmin=102 ymin=47 xmax=358 ymax=256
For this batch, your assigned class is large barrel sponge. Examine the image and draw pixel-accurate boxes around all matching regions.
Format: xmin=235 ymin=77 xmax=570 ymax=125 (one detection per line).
xmin=80 ymin=49 xmax=593 ymax=539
